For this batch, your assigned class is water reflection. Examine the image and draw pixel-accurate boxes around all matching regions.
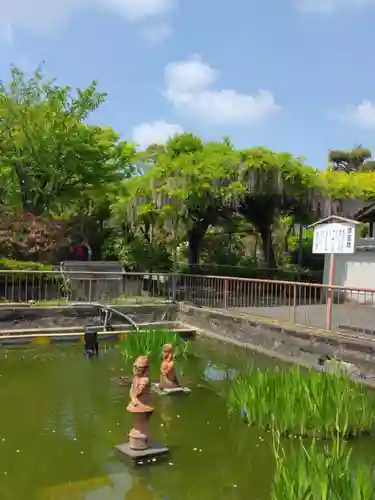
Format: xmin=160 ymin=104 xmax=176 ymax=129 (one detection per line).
xmin=204 ymin=361 xmax=237 ymax=381
xmin=41 ymin=464 xmax=135 ymax=499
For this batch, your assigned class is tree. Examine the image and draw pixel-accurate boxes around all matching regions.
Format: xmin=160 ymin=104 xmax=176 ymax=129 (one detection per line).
xmin=237 ymin=148 xmax=319 ymax=269
xmin=0 ymin=64 xmax=135 ymax=216
xmin=113 ymin=134 xmax=242 ymax=269
xmin=117 ymin=135 xmax=322 ymax=270
xmin=328 ymin=146 xmax=375 ymax=172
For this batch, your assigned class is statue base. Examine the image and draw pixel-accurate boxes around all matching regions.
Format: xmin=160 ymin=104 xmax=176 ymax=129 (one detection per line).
xmin=152 ymin=383 xmax=191 ymax=396
xmin=114 ymin=442 xmax=169 ymax=463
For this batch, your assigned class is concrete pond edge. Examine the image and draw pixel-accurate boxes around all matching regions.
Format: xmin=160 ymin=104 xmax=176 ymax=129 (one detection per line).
xmin=1 ymin=301 xmax=375 ymax=389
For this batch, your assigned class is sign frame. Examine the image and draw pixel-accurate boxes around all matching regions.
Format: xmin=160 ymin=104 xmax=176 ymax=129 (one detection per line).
xmin=312 ymin=221 xmax=356 ymax=255
xmin=308 ymin=215 xmax=360 ymax=330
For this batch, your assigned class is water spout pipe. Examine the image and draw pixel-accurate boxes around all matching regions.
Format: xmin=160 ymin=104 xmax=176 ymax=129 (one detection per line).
xmin=70 ymin=302 xmax=139 ymax=331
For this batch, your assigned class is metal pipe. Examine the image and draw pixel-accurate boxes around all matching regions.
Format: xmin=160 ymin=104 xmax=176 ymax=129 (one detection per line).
xmin=70 ymin=302 xmax=139 ymax=331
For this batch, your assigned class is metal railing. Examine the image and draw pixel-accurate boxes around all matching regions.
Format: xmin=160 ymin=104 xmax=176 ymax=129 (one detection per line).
xmin=0 ymin=270 xmax=172 ymax=305
xmin=0 ymin=270 xmax=374 ymax=333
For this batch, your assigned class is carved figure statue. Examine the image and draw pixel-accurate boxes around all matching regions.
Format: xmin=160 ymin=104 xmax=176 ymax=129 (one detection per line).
xmin=127 ymin=356 xmax=154 ymax=450
xmin=159 ymin=344 xmax=181 ymax=389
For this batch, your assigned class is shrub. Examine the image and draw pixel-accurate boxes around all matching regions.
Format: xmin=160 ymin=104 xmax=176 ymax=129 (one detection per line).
xmin=0 ymin=212 xmax=67 ymax=262
xmin=0 ymin=258 xmax=53 ymax=271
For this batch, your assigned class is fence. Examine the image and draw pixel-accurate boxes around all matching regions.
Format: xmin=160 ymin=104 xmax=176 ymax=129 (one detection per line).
xmin=0 ymin=270 xmax=374 ymax=333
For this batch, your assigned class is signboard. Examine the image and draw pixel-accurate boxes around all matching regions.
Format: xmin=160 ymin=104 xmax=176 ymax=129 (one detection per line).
xmin=312 ymin=222 xmax=356 ymax=254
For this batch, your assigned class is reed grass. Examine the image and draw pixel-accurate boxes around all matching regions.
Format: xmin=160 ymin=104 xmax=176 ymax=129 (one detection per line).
xmin=271 ymin=430 xmax=375 ymax=499
xmin=228 ymin=365 xmax=375 ymax=438
xmin=119 ymin=328 xmax=189 ymax=361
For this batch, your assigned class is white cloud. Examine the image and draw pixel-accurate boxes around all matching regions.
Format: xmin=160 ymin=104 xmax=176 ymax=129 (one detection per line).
xmin=103 ymin=0 xmax=174 ymax=21
xmin=163 ymin=55 xmax=280 ymax=124
xmin=0 ymin=0 xmax=87 ymax=34
xmin=132 ymin=120 xmax=183 ymax=148
xmin=296 ymin=0 xmax=375 ymax=14
xmin=337 ymin=100 xmax=375 ymax=127
xmin=141 ymin=23 xmax=172 ymax=43
xmin=0 ymin=0 xmax=175 ymax=37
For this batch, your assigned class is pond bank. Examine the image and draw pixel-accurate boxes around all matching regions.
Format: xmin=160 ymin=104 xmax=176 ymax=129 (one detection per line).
xmin=1 ymin=302 xmax=375 ymax=386
xmin=179 ymin=304 xmax=375 ymax=388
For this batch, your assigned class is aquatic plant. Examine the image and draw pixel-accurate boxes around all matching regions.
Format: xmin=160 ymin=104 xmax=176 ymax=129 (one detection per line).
xmin=119 ymin=328 xmax=189 ymax=361
xmin=228 ymin=365 xmax=375 ymax=438
xmin=271 ymin=430 xmax=375 ymax=499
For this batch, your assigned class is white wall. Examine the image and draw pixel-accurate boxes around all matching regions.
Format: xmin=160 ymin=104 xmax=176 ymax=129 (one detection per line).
xmin=323 ymin=235 xmax=375 ymax=303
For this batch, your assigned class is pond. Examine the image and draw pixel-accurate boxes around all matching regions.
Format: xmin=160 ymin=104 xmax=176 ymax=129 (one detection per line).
xmin=0 ymin=337 xmax=373 ymax=499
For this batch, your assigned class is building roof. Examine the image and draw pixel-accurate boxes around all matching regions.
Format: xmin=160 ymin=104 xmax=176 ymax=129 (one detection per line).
xmin=308 ymin=215 xmax=360 ymax=228
xmin=353 ymin=201 xmax=375 ymax=222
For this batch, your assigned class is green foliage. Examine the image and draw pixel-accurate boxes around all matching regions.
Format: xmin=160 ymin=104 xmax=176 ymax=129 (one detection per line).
xmin=178 ymin=262 xmax=320 ymax=281
xmin=238 ymin=148 xmax=320 ymax=198
xmin=119 ymin=138 xmax=244 ymax=229
xmin=228 ymin=366 xmax=375 ymax=438
xmin=322 ymin=171 xmax=375 ymax=200
xmin=165 ymin=132 xmax=203 ymax=157
xmin=288 ymin=228 xmax=324 ymax=271
xmin=0 ymin=63 xmax=135 ymax=217
xmin=119 ymin=328 xmax=189 ymax=362
xmin=271 ymin=430 xmax=375 ymax=499
xmin=103 ymin=233 xmax=173 ymax=271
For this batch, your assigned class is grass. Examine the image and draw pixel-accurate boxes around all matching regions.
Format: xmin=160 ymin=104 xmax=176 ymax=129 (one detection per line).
xmin=119 ymin=327 xmax=189 ymax=362
xmin=228 ymin=365 xmax=375 ymax=438
xmin=271 ymin=430 xmax=375 ymax=499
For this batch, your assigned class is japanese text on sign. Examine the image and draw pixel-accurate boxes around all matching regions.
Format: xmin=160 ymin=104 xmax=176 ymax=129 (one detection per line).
xmin=312 ymin=222 xmax=356 ymax=254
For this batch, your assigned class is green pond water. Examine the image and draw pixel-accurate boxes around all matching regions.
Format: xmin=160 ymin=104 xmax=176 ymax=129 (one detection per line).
xmin=0 ymin=338 xmax=374 ymax=500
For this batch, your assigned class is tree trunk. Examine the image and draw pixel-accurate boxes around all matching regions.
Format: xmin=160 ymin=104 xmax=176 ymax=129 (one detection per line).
xmin=259 ymin=226 xmax=277 ymax=269
xmin=187 ymin=220 xmax=209 ymax=271
xmin=283 ymin=223 xmax=294 ymax=253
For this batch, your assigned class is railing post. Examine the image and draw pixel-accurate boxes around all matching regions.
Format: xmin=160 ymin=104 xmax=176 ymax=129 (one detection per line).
xmin=292 ymin=283 xmax=297 ymax=323
xmin=325 ymin=254 xmax=335 ymax=331
xmin=171 ymin=273 xmax=177 ymax=302
xmin=224 ymin=279 xmax=228 ymax=309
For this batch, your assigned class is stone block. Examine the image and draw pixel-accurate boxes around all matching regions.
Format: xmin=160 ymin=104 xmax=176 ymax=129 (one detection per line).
xmin=114 ymin=442 xmax=169 ymax=463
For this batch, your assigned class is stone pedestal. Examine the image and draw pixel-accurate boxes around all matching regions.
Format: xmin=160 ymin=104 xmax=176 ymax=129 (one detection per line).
xmin=128 ymin=413 xmax=152 ymax=450
xmin=115 ymin=442 xmax=169 ymax=462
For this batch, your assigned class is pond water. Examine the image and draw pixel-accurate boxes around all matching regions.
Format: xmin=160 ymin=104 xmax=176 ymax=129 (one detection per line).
xmin=0 ymin=338 xmax=373 ymax=500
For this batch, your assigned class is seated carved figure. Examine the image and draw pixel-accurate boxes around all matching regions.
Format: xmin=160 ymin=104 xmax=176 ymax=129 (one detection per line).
xmin=127 ymin=356 xmax=153 ymax=414
xmin=159 ymin=344 xmax=181 ymax=389
xmin=127 ymin=356 xmax=154 ymax=450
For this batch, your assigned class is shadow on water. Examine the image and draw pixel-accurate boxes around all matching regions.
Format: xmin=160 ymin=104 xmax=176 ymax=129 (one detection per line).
xmin=0 ymin=337 xmax=374 ymax=499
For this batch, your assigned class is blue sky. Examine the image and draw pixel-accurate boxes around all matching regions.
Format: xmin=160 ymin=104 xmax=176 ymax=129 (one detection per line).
xmin=0 ymin=0 xmax=375 ymax=169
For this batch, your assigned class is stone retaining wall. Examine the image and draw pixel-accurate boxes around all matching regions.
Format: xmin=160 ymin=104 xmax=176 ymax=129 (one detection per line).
xmin=0 ymin=304 xmax=178 ymax=333
xmin=2 ymin=302 xmax=375 ymax=379
xmin=178 ymin=304 xmax=375 ymax=376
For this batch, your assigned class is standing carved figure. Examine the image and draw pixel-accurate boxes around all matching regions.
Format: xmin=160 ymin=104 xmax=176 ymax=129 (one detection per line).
xmin=127 ymin=356 xmax=154 ymax=450
xmin=159 ymin=344 xmax=181 ymax=389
